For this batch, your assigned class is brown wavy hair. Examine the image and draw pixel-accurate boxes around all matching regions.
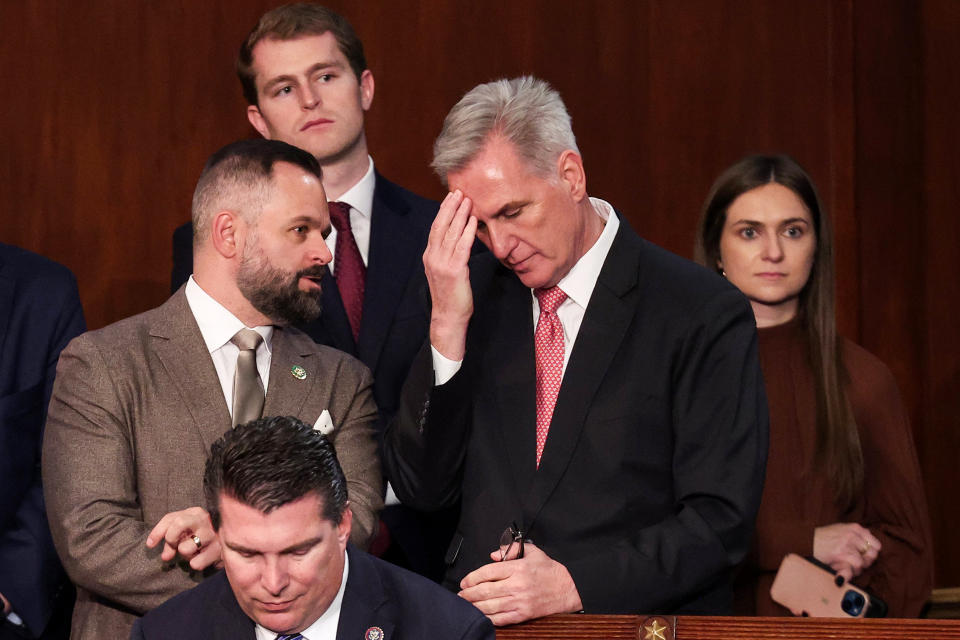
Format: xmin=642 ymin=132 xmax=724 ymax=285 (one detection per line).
xmin=695 ymin=154 xmax=863 ymax=510
xmin=237 ymin=3 xmax=367 ymax=106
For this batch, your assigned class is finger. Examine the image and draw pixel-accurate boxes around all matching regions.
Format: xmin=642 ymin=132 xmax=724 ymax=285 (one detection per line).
xmin=160 ymin=540 xmax=180 ymax=563
xmin=836 ymin=565 xmax=854 ymax=583
xmin=459 ymin=581 xmax=505 ymax=606
xmin=487 ymin=610 xmax=525 ymax=627
xmin=453 ymin=215 xmax=478 ymax=262
xmin=465 ymin=593 xmax=515 ymax=616
xmin=843 ymin=551 xmax=865 ymax=576
xmin=864 ymin=531 xmax=882 ymax=552
xmin=461 ymin=560 xmax=512 ymax=589
xmin=146 ymin=513 xmax=176 ymax=548
xmin=176 ymin=533 xmax=205 ymax=559
xmin=428 ymin=191 xmax=463 ymax=249
xmin=189 ymin=542 xmax=222 ymax=571
xmin=441 ymin=195 xmax=473 ymax=252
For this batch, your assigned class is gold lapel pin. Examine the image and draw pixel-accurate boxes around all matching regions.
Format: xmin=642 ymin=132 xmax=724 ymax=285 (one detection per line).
xmin=290 ymin=365 xmax=307 ymax=380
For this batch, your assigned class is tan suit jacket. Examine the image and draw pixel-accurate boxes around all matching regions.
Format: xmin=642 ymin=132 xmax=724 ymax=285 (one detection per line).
xmin=42 ymin=288 xmax=382 ymax=640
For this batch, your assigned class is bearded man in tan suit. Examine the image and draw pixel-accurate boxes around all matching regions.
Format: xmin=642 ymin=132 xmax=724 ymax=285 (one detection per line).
xmin=42 ymin=139 xmax=382 ymax=640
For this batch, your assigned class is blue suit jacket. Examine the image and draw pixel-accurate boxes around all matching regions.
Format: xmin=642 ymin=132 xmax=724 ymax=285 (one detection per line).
xmin=130 ymin=546 xmax=494 ymax=640
xmin=0 ymin=244 xmax=85 ymax=637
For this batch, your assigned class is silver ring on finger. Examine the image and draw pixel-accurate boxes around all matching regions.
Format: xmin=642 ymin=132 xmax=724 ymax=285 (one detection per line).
xmin=191 ymin=534 xmax=202 ymax=551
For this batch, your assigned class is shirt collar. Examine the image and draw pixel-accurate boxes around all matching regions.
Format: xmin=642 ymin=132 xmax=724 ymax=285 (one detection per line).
xmin=184 ymin=276 xmax=273 ymax=354
xmin=254 ymin=550 xmax=349 ymax=640
xmin=333 ymin=156 xmax=375 ymax=220
xmin=549 ymin=197 xmax=620 ymax=309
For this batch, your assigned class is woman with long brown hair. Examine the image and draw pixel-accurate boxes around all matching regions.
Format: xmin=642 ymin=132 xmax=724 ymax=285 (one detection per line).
xmin=696 ymin=154 xmax=933 ymax=616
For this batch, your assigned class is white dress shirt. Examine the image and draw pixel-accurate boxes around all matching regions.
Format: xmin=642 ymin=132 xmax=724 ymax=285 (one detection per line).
xmin=254 ymin=553 xmax=349 ymax=640
xmin=433 ymin=197 xmax=620 ymax=384
xmin=184 ymin=277 xmax=273 ymax=416
xmin=326 ymin=156 xmax=376 ymax=271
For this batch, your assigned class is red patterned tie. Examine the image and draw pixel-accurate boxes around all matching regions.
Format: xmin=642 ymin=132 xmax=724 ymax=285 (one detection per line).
xmin=328 ymin=201 xmax=366 ymax=341
xmin=534 ymin=286 xmax=567 ymax=468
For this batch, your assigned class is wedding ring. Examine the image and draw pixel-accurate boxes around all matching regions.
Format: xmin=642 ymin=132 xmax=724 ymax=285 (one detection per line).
xmin=192 ymin=534 xmax=202 ymax=551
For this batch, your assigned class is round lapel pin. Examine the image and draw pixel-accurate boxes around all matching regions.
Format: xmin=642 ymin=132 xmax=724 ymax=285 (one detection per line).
xmin=365 ymin=627 xmax=384 ymax=640
xmin=290 ymin=365 xmax=307 ymax=380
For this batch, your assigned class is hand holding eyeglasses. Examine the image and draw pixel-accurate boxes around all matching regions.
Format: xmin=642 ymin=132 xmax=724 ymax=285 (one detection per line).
xmin=458 ymin=540 xmax=583 ymax=626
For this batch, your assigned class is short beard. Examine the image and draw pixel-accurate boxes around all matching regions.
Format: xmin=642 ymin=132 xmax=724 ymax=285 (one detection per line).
xmin=237 ymin=248 xmax=326 ymax=327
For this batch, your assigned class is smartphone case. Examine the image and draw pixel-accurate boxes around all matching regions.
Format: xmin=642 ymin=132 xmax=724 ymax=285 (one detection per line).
xmin=770 ymin=553 xmax=886 ymax=618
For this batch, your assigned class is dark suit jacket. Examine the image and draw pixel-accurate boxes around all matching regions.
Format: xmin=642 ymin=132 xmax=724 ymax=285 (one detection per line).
xmin=172 ymin=172 xmax=453 ymax=580
xmin=130 ymin=546 xmax=494 ymax=640
xmin=0 ymin=244 xmax=84 ymax=638
xmin=42 ymin=288 xmax=381 ymax=640
xmin=385 ymin=217 xmax=769 ymax=614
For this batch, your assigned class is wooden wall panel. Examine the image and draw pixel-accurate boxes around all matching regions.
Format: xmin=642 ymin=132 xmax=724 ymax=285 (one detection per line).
xmin=921 ymin=0 xmax=960 ymax=593
xmin=0 ymin=0 xmax=956 ymax=589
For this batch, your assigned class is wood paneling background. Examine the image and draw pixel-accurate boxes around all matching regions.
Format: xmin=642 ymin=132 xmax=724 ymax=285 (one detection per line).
xmin=1 ymin=0 xmax=957 ymax=590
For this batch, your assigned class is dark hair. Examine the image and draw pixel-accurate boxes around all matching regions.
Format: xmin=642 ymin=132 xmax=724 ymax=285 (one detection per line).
xmin=203 ymin=415 xmax=348 ymax=529
xmin=694 ymin=154 xmax=863 ymax=510
xmin=237 ymin=3 xmax=367 ymax=106
xmin=191 ymin=138 xmax=322 ymax=244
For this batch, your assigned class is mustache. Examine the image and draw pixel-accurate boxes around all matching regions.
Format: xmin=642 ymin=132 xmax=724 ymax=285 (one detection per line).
xmin=296 ymin=264 xmax=329 ymax=280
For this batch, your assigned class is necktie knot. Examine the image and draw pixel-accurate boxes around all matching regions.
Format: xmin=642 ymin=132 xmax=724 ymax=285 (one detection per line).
xmin=534 ymin=286 xmax=567 ymax=315
xmin=231 ymin=328 xmax=263 ymax=352
xmin=275 ymin=635 xmax=304 ymax=640
xmin=328 ymin=201 xmax=352 ymax=232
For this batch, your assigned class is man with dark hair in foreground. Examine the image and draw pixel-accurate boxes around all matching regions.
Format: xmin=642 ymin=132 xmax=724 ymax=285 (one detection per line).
xmin=131 ymin=416 xmax=493 ymax=640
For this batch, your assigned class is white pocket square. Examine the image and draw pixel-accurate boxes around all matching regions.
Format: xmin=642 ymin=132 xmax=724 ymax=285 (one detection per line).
xmin=313 ymin=410 xmax=335 ymax=436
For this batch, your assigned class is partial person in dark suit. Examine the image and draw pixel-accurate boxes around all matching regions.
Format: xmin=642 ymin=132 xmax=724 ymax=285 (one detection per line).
xmin=44 ymin=140 xmax=381 ymax=640
xmin=384 ymin=77 xmax=769 ymax=625
xmin=132 ymin=415 xmax=493 ymax=640
xmin=169 ymin=3 xmax=451 ymax=581
xmin=0 ymin=244 xmax=84 ymax=640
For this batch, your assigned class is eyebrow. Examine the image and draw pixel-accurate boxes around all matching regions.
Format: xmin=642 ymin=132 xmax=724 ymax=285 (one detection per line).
xmin=225 ymin=535 xmax=325 ymax=556
xmin=261 ymin=60 xmax=347 ymax=94
xmin=730 ymin=217 xmax=810 ymax=226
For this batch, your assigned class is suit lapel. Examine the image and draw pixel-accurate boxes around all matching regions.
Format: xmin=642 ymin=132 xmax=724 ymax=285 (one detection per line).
xmin=314 ymin=270 xmax=357 ymax=355
xmin=357 ymin=174 xmax=421 ymax=372
xmin=149 ymin=289 xmax=232 ymax=451
xmin=486 ymin=270 xmax=539 ymax=502
xmin=336 ymin=548 xmax=396 ymax=640
xmin=263 ymin=328 xmax=317 ymax=420
xmin=522 ymin=222 xmax=640 ymax=528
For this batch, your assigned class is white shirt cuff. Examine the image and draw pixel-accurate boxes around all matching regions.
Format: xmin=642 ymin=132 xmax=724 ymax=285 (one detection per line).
xmin=431 ymin=345 xmax=462 ymax=386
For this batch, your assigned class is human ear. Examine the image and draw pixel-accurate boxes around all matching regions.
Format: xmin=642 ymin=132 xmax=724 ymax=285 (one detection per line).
xmin=247 ymin=105 xmax=272 ymax=140
xmin=359 ymin=70 xmax=375 ymax=111
xmin=211 ymin=211 xmax=243 ymax=259
xmin=557 ymin=150 xmax=587 ymax=201
xmin=337 ymin=505 xmax=353 ymax=546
